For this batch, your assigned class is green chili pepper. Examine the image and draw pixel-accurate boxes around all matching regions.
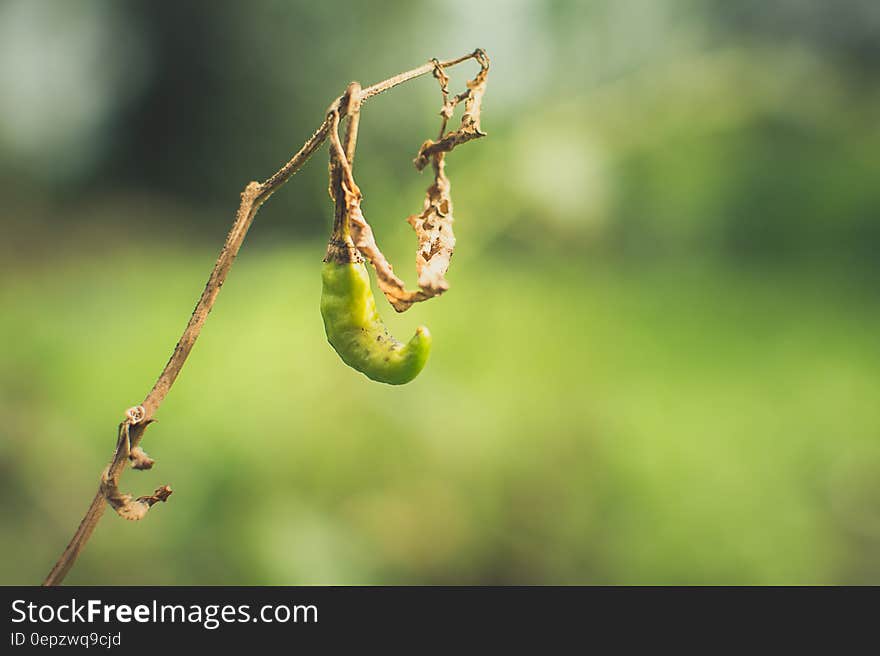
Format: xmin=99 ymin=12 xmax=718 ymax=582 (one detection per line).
xmin=321 ymin=259 xmax=431 ymax=385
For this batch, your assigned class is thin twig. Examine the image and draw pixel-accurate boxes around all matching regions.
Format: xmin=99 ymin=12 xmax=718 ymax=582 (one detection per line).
xmin=43 ymin=49 xmax=486 ymax=586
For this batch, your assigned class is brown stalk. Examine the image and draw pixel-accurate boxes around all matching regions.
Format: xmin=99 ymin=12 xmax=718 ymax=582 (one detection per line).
xmin=43 ymin=49 xmax=487 ymax=586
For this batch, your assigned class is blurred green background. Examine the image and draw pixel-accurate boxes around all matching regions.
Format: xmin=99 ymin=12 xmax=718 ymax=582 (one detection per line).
xmin=1 ymin=0 xmax=878 ymax=585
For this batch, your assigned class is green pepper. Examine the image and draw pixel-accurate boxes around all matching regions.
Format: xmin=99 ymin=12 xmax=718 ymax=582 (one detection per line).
xmin=321 ymin=258 xmax=431 ymax=385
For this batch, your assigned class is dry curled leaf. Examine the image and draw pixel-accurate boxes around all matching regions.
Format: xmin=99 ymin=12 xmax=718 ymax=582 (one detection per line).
xmin=413 ymin=49 xmax=489 ymax=171
xmin=99 ymin=422 xmax=171 ymax=521
xmin=101 ymin=472 xmax=172 ymax=521
xmin=128 ymin=446 xmax=155 ymax=470
xmin=408 ymin=156 xmax=455 ymax=295
xmin=328 ymin=51 xmax=489 ymax=312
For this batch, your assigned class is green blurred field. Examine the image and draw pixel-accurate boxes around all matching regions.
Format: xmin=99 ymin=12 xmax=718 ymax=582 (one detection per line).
xmin=2 ymin=239 xmax=877 ymax=584
xmin=1 ymin=0 xmax=879 ymax=585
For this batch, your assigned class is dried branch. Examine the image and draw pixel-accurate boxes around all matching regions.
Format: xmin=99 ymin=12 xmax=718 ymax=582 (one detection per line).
xmin=43 ymin=49 xmax=487 ymax=586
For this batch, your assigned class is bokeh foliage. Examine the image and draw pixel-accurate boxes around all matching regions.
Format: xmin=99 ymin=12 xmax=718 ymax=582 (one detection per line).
xmin=0 ymin=0 xmax=878 ymax=584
